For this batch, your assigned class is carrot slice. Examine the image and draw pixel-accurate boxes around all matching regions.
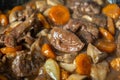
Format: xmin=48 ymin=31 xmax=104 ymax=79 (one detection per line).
xmin=107 ymin=16 xmax=115 ymax=35
xmin=75 ymin=53 xmax=91 ymax=75
xmin=99 ymin=27 xmax=114 ymax=42
xmin=11 ymin=6 xmax=24 ymax=13
xmin=96 ymin=39 xmax=116 ymax=53
xmin=61 ymin=69 xmax=69 ymax=80
xmin=41 ymin=43 xmax=56 ymax=58
xmin=49 ymin=5 xmax=70 ymax=25
xmin=102 ymin=4 xmax=120 ymax=19
xmin=0 ymin=14 xmax=8 ymax=27
xmin=1 ymin=46 xmax=22 ymax=54
xmin=37 ymin=13 xmax=50 ymax=28
xmin=110 ymin=58 xmax=120 ymax=71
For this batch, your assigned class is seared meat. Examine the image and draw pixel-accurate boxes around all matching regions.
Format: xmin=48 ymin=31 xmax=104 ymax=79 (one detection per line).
xmin=12 ymin=51 xmax=44 ymax=77
xmin=50 ymin=27 xmax=84 ymax=52
xmin=63 ymin=19 xmax=82 ymax=32
xmin=82 ymin=14 xmax=107 ymax=27
xmin=77 ymin=22 xmax=99 ymax=43
xmin=72 ymin=0 xmax=101 ymax=18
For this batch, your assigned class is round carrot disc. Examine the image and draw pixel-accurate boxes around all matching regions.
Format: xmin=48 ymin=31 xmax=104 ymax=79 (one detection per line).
xmin=49 ymin=5 xmax=70 ymax=25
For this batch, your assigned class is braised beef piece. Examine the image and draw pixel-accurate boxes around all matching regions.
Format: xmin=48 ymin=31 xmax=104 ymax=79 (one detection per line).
xmin=12 ymin=51 xmax=44 ymax=77
xmin=50 ymin=27 xmax=84 ymax=52
xmin=63 ymin=19 xmax=82 ymax=32
xmin=77 ymin=22 xmax=99 ymax=43
xmin=71 ymin=0 xmax=101 ymax=18
xmin=90 ymin=14 xmax=107 ymax=27
xmin=116 ymin=32 xmax=120 ymax=57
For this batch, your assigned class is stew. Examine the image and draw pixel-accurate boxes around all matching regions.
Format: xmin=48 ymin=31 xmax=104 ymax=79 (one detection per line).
xmin=0 ymin=0 xmax=120 ymax=80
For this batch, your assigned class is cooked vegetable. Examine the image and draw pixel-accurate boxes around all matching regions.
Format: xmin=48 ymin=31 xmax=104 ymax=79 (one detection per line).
xmin=37 ymin=13 xmax=50 ymax=29
xmin=99 ymin=27 xmax=114 ymax=42
xmin=49 ymin=5 xmax=70 ymax=25
xmin=87 ymin=43 xmax=107 ymax=63
xmin=0 ymin=14 xmax=8 ymax=27
xmin=60 ymin=62 xmax=76 ymax=72
xmin=41 ymin=43 xmax=56 ymax=59
xmin=75 ymin=53 xmax=91 ymax=75
xmin=102 ymin=4 xmax=120 ymax=19
xmin=61 ymin=69 xmax=69 ymax=80
xmin=110 ymin=58 xmax=120 ymax=71
xmin=107 ymin=16 xmax=115 ymax=35
xmin=96 ymin=39 xmax=116 ymax=53
xmin=90 ymin=61 xmax=109 ymax=80
xmin=47 ymin=0 xmax=64 ymax=6
xmin=44 ymin=58 xmax=60 ymax=80
xmin=67 ymin=74 xmax=87 ymax=80
xmin=0 ymin=46 xmax=22 ymax=54
xmin=11 ymin=6 xmax=24 ymax=13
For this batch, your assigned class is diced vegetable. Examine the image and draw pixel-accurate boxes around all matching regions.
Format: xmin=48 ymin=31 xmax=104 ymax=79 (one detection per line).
xmin=41 ymin=43 xmax=56 ymax=58
xmin=99 ymin=27 xmax=114 ymax=42
xmin=0 ymin=46 xmax=22 ymax=54
xmin=61 ymin=69 xmax=69 ymax=80
xmin=87 ymin=43 xmax=107 ymax=63
xmin=102 ymin=4 xmax=120 ymax=19
xmin=75 ymin=53 xmax=91 ymax=75
xmin=67 ymin=74 xmax=87 ymax=80
xmin=90 ymin=61 xmax=109 ymax=80
xmin=60 ymin=62 xmax=76 ymax=72
xmin=110 ymin=58 xmax=120 ymax=71
xmin=96 ymin=39 xmax=116 ymax=53
xmin=37 ymin=13 xmax=50 ymax=29
xmin=0 ymin=14 xmax=8 ymax=27
xmin=49 ymin=5 xmax=70 ymax=25
xmin=11 ymin=6 xmax=24 ymax=13
xmin=47 ymin=0 xmax=64 ymax=6
xmin=107 ymin=16 xmax=115 ymax=35
xmin=44 ymin=58 xmax=60 ymax=80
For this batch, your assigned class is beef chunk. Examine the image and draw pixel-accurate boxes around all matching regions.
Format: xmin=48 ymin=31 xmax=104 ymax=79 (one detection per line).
xmin=12 ymin=51 xmax=44 ymax=77
xmin=77 ymin=22 xmax=99 ymax=43
xmin=116 ymin=32 xmax=120 ymax=57
xmin=72 ymin=1 xmax=101 ymax=18
xmin=91 ymin=14 xmax=107 ymax=27
xmin=4 ymin=14 xmax=35 ymax=47
xmin=50 ymin=27 xmax=84 ymax=52
xmin=63 ymin=19 xmax=82 ymax=32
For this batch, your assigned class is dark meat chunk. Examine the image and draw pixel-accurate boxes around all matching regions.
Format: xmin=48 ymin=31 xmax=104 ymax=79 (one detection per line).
xmin=82 ymin=14 xmax=107 ymax=27
xmin=77 ymin=22 xmax=99 ymax=43
xmin=72 ymin=1 xmax=101 ymax=19
xmin=116 ymin=32 xmax=120 ymax=57
xmin=50 ymin=27 xmax=84 ymax=52
xmin=4 ymin=13 xmax=36 ymax=47
xmin=12 ymin=51 xmax=44 ymax=77
xmin=91 ymin=14 xmax=107 ymax=27
xmin=63 ymin=19 xmax=81 ymax=32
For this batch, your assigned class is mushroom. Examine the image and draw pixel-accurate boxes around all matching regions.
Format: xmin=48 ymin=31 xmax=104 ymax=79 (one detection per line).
xmin=87 ymin=43 xmax=108 ymax=63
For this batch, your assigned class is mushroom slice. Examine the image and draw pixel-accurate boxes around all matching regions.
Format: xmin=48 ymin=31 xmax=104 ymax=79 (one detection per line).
xmin=87 ymin=43 xmax=107 ymax=63
xmin=90 ymin=61 xmax=109 ymax=80
xmin=67 ymin=74 xmax=88 ymax=80
xmin=60 ymin=62 xmax=76 ymax=72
